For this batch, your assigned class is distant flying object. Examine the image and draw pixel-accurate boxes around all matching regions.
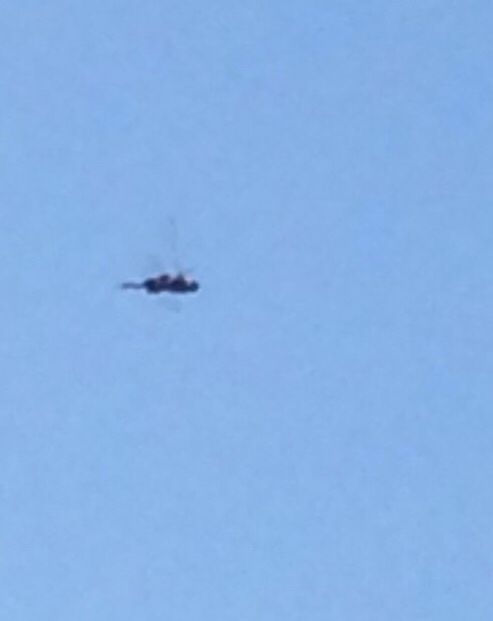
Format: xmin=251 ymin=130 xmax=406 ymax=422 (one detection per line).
xmin=121 ymin=272 xmax=199 ymax=295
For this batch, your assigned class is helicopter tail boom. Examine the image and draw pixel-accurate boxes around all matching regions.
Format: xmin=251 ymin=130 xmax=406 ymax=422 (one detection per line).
xmin=121 ymin=282 xmax=144 ymax=290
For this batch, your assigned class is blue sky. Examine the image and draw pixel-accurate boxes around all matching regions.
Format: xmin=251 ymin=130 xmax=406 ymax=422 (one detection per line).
xmin=1 ymin=2 xmax=492 ymax=619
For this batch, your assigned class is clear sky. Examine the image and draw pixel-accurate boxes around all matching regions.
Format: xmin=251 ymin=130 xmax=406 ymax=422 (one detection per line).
xmin=1 ymin=2 xmax=492 ymax=619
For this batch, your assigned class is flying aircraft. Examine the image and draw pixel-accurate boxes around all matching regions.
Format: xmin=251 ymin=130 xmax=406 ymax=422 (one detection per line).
xmin=121 ymin=272 xmax=199 ymax=295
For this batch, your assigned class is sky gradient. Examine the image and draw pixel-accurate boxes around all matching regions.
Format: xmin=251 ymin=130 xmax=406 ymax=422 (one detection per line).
xmin=1 ymin=2 xmax=493 ymax=619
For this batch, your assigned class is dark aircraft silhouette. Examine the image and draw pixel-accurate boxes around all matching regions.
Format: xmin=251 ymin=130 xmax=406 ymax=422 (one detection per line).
xmin=121 ymin=272 xmax=199 ymax=295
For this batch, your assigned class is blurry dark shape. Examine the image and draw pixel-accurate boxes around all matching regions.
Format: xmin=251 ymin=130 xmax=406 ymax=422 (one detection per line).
xmin=121 ymin=272 xmax=199 ymax=295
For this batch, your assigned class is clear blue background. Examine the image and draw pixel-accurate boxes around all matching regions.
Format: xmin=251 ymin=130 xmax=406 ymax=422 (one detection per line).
xmin=1 ymin=2 xmax=492 ymax=619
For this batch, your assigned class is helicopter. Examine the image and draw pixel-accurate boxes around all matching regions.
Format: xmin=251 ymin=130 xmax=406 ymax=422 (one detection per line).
xmin=121 ymin=216 xmax=200 ymax=296
xmin=121 ymin=272 xmax=199 ymax=295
